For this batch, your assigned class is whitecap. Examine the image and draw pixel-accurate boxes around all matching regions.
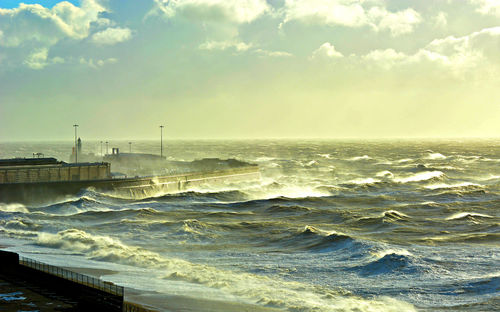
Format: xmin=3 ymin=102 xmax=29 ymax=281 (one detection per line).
xmin=394 ymin=171 xmax=444 ymax=183
xmin=376 ymin=171 xmax=394 ymax=179
xmin=0 ymin=203 xmax=28 ymax=213
xmin=348 ymin=155 xmax=372 ymax=161
xmin=446 ymin=212 xmax=493 ymax=220
xmin=426 ymin=153 xmax=447 ymax=160
xmin=348 ymin=178 xmax=381 ymax=185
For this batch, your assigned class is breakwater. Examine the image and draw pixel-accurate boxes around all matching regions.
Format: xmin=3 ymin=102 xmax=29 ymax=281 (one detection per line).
xmin=0 ymin=165 xmax=261 ymax=203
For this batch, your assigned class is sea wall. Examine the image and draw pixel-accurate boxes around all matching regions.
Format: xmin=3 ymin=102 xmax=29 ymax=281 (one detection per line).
xmin=0 ymin=250 xmax=123 ymax=311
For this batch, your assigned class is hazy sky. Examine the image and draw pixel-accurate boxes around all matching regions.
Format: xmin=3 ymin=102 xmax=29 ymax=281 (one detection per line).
xmin=1 ymin=0 xmax=499 ymax=141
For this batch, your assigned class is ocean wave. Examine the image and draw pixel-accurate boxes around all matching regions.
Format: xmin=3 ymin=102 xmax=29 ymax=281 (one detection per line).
xmin=264 ymin=204 xmax=313 ymax=214
xmin=354 ymin=251 xmax=417 ymax=276
xmin=376 ymin=171 xmax=394 ymax=179
xmin=0 ymin=203 xmax=28 ymax=213
xmin=348 ymin=155 xmax=372 ymax=161
xmin=422 ymin=233 xmax=499 ymax=244
xmin=317 ymin=153 xmax=332 ymax=159
xmin=426 ymin=152 xmax=447 ymax=160
xmin=35 ymin=228 xmax=416 ymax=311
xmin=150 ymin=189 xmax=249 ymax=202
xmin=425 ymin=182 xmax=482 ymax=190
xmin=394 ymin=171 xmax=444 ymax=183
xmin=347 ymin=178 xmax=381 ymax=185
xmin=445 ymin=212 xmax=493 ymax=221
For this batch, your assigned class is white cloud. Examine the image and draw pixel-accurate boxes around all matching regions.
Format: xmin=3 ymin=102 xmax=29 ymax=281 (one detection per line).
xmin=311 ymin=42 xmax=343 ymax=59
xmin=254 ymin=49 xmax=293 ymax=57
xmin=281 ymin=0 xmax=421 ymax=36
xmin=79 ymin=57 xmax=118 ymax=68
xmin=0 ymin=0 xmax=107 ymax=47
xmin=23 ymin=48 xmax=65 ymax=69
xmin=199 ymin=40 xmax=252 ymax=51
xmin=360 ymin=27 xmax=500 ymax=76
xmin=282 ymin=0 xmax=367 ymax=27
xmin=470 ymin=0 xmax=500 ymax=17
xmin=433 ymin=12 xmax=447 ymax=29
xmin=92 ymin=27 xmax=132 ymax=45
xmin=368 ymin=7 xmax=421 ymax=36
xmin=362 ymin=48 xmax=407 ymax=69
xmin=152 ymin=0 xmax=270 ymax=24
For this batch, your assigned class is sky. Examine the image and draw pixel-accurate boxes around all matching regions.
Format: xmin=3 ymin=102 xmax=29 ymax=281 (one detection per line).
xmin=0 ymin=0 xmax=499 ymax=141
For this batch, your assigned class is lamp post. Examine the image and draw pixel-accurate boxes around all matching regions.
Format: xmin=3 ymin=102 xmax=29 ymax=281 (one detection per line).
xmin=129 ymin=142 xmax=132 ymax=153
xmin=73 ymin=124 xmax=79 ymax=163
xmin=160 ymin=125 xmax=164 ymax=158
xmin=106 ymin=141 xmax=109 ymax=155
xmin=100 ymin=141 xmax=103 ymax=156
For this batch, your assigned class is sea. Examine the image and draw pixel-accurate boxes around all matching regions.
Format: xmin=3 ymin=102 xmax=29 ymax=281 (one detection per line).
xmin=0 ymin=139 xmax=499 ymax=311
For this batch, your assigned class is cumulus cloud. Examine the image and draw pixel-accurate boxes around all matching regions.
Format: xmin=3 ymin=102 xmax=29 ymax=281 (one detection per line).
xmin=360 ymin=27 xmax=500 ymax=76
xmin=281 ymin=0 xmax=421 ymax=36
xmin=92 ymin=27 xmax=132 ymax=45
xmin=470 ymin=0 xmax=500 ymax=17
xmin=199 ymin=40 xmax=252 ymax=51
xmin=368 ymin=7 xmax=421 ymax=36
xmin=23 ymin=48 xmax=64 ymax=69
xmin=0 ymin=0 xmax=107 ymax=47
xmin=433 ymin=12 xmax=447 ymax=29
xmin=152 ymin=0 xmax=270 ymax=24
xmin=311 ymin=42 xmax=344 ymax=59
xmin=79 ymin=57 xmax=118 ymax=68
xmin=254 ymin=49 xmax=293 ymax=57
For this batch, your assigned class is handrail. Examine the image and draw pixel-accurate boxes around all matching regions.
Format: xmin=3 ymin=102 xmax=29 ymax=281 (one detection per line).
xmin=19 ymin=256 xmax=124 ymax=297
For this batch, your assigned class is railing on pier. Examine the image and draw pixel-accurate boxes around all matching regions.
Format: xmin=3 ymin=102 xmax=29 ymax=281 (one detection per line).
xmin=19 ymin=256 xmax=124 ymax=297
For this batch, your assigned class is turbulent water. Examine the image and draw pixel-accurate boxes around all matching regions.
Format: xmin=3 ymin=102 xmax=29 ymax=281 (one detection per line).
xmin=0 ymin=140 xmax=499 ymax=311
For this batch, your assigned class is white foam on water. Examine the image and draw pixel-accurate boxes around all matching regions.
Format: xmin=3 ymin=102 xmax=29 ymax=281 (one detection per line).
xmin=394 ymin=171 xmax=444 ymax=183
xmin=0 ymin=203 xmax=28 ymax=213
xmin=426 ymin=153 xmax=447 ymax=160
xmin=348 ymin=178 xmax=381 ymax=185
xmin=445 ymin=212 xmax=493 ymax=220
xmin=348 ymin=155 xmax=372 ymax=161
xmin=33 ymin=228 xmax=416 ymax=312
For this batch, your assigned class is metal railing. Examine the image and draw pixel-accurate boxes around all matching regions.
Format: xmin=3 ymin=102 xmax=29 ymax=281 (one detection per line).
xmin=19 ymin=256 xmax=124 ymax=297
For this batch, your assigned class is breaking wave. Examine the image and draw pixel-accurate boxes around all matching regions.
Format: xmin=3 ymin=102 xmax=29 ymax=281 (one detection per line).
xmin=35 ymin=228 xmax=415 ymax=312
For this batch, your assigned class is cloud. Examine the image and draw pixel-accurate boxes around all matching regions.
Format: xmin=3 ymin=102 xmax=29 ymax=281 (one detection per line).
xmin=92 ymin=27 xmax=132 ymax=45
xmin=281 ymin=0 xmax=421 ymax=36
xmin=23 ymin=48 xmax=65 ymax=69
xmin=311 ymin=42 xmax=343 ymax=59
xmin=470 ymin=0 xmax=500 ymax=17
xmin=152 ymin=0 xmax=270 ymax=24
xmin=433 ymin=12 xmax=447 ymax=29
xmin=254 ymin=49 xmax=293 ymax=57
xmin=199 ymin=40 xmax=252 ymax=51
xmin=79 ymin=57 xmax=118 ymax=68
xmin=368 ymin=7 xmax=421 ymax=36
xmin=282 ymin=0 xmax=367 ymax=28
xmin=0 ymin=0 xmax=107 ymax=47
xmin=360 ymin=27 xmax=500 ymax=76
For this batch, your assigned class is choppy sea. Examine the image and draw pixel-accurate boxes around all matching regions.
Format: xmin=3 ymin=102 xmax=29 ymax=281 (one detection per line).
xmin=0 ymin=140 xmax=499 ymax=311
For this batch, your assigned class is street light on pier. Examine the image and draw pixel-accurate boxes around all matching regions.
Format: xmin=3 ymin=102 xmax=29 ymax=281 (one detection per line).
xmin=73 ymin=124 xmax=79 ymax=163
xmin=106 ymin=141 xmax=109 ymax=155
xmin=160 ymin=125 xmax=164 ymax=158
xmin=100 ymin=141 xmax=103 ymax=156
xmin=129 ymin=142 xmax=132 ymax=153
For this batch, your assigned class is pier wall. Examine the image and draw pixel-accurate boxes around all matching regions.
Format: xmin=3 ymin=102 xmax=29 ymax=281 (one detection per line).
xmin=0 ymin=163 xmax=110 ymax=183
